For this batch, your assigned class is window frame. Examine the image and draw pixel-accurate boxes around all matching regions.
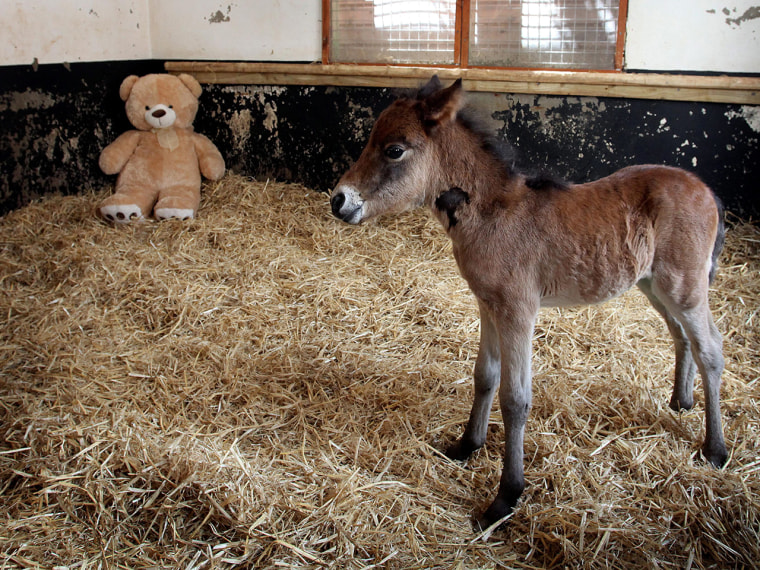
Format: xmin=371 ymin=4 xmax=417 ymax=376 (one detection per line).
xmin=322 ymin=0 xmax=630 ymax=72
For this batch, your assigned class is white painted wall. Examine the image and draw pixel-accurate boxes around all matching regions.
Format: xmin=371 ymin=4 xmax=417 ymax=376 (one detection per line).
xmin=149 ymin=0 xmax=322 ymax=61
xmin=625 ymin=0 xmax=760 ymax=73
xmin=1 ymin=0 xmax=321 ymax=66
xmin=3 ymin=0 xmax=151 ymax=65
xmin=1 ymin=0 xmax=758 ymax=73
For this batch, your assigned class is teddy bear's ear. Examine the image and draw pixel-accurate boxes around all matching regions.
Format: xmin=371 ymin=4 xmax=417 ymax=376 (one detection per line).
xmin=177 ymin=73 xmax=203 ymax=98
xmin=119 ymin=75 xmax=140 ymax=101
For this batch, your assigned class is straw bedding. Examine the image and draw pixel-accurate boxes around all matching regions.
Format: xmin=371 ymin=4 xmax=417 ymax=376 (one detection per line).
xmin=0 ymin=174 xmax=758 ymax=569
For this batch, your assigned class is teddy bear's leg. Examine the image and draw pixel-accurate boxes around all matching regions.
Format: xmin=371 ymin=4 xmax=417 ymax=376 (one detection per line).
xmin=99 ymin=184 xmax=157 ymax=224
xmin=154 ymin=185 xmax=201 ymax=221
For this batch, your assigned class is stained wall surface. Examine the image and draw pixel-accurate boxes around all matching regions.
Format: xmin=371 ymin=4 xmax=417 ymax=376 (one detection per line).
xmin=0 ymin=1 xmax=759 ymax=217
xmin=194 ymin=85 xmax=760 ymax=218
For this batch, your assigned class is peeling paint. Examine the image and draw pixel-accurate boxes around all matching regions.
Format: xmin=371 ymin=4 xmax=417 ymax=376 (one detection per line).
xmin=229 ymin=109 xmax=252 ymax=148
xmin=0 ymin=89 xmax=57 ymax=112
xmin=2 ymin=62 xmax=759 ymax=219
xmin=208 ymin=4 xmax=233 ymax=24
xmin=726 ymin=105 xmax=760 ymax=133
xmin=262 ymin=101 xmax=278 ymax=133
xmin=725 ymin=5 xmax=760 ymax=26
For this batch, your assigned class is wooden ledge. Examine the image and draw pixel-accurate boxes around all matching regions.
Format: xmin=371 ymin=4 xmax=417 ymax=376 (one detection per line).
xmin=165 ymin=62 xmax=760 ymax=105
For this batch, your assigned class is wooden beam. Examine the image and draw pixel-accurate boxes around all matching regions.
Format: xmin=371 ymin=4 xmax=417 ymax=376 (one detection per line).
xmin=456 ymin=0 xmax=470 ymax=68
xmin=615 ymin=0 xmax=629 ymax=71
xmin=165 ymin=62 xmax=760 ymax=105
xmin=321 ymin=0 xmax=331 ymax=65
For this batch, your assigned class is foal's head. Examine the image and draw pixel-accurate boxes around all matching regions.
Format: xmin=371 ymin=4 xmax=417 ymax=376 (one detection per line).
xmin=330 ymin=76 xmax=466 ymax=224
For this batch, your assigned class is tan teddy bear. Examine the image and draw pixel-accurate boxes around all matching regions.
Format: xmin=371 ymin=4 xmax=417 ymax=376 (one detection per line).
xmin=98 ymin=73 xmax=225 ymax=223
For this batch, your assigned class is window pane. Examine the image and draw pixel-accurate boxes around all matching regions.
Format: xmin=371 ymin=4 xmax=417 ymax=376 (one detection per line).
xmin=469 ymin=0 xmax=620 ymax=69
xmin=331 ymin=0 xmax=457 ymax=65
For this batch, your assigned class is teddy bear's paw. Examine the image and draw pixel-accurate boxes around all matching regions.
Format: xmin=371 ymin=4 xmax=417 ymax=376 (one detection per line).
xmin=154 ymin=207 xmax=195 ymax=221
xmin=100 ymin=203 xmax=145 ymax=224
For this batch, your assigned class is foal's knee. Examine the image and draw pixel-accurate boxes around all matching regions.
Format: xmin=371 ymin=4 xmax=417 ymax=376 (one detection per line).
xmin=696 ymin=345 xmax=724 ymax=381
xmin=501 ymin=395 xmax=531 ymax=424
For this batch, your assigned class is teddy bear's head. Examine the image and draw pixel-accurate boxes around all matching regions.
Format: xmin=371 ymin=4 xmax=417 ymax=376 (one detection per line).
xmin=119 ymin=73 xmax=203 ymax=131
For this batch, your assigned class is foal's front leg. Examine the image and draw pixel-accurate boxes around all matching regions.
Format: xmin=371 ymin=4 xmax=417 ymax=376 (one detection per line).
xmin=478 ymin=304 xmax=536 ymax=529
xmin=446 ymin=301 xmax=501 ymax=460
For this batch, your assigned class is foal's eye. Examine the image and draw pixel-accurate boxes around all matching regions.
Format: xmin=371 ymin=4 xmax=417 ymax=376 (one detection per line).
xmin=384 ymin=145 xmax=406 ymax=161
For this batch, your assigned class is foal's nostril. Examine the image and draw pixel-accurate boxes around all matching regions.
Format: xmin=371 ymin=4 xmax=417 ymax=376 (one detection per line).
xmin=331 ymin=192 xmax=345 ymax=216
xmin=152 ymin=109 xmax=166 ymax=118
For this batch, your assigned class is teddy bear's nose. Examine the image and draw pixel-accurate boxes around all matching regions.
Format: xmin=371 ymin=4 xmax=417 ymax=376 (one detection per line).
xmin=152 ymin=109 xmax=167 ymax=118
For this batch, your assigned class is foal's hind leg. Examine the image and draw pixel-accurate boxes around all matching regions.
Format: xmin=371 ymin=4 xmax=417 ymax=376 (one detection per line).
xmin=650 ymin=280 xmax=728 ymax=467
xmin=637 ymin=279 xmax=698 ymax=410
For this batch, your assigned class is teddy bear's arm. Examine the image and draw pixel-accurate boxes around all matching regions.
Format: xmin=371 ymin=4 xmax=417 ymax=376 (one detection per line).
xmin=99 ymin=130 xmax=142 ymax=175
xmin=192 ymin=133 xmax=226 ymax=181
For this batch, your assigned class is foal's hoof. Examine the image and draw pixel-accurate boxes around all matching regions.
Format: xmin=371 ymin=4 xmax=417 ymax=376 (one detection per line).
xmin=701 ymin=442 xmax=728 ymax=468
xmin=668 ymin=395 xmax=694 ymax=412
xmin=445 ymin=439 xmax=479 ymax=461
xmin=474 ymin=497 xmax=515 ymax=532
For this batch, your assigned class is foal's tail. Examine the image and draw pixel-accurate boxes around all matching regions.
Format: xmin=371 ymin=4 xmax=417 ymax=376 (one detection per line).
xmin=709 ymin=192 xmax=725 ymax=285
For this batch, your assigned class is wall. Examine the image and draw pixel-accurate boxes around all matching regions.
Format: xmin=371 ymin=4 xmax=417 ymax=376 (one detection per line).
xmin=2 ymin=0 xmax=151 ymax=66
xmin=3 ymin=1 xmax=759 ymax=71
xmin=0 ymin=1 xmax=759 ymax=218
xmin=625 ymin=0 xmax=760 ymax=73
xmin=2 ymin=0 xmax=322 ymax=66
xmin=193 ymin=85 xmax=760 ymax=218
xmin=149 ymin=0 xmax=322 ymax=62
xmin=0 ymin=61 xmax=165 ymax=212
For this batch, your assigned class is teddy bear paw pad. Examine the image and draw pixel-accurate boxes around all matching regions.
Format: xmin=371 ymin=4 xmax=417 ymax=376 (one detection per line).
xmin=155 ymin=207 xmax=195 ymax=221
xmin=100 ymin=204 xmax=144 ymax=224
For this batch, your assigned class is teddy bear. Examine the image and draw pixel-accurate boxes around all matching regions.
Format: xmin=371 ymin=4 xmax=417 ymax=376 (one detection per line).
xmin=98 ymin=73 xmax=225 ymax=223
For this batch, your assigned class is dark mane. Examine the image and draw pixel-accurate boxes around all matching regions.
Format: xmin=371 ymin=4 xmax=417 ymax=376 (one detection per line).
xmin=407 ymin=78 xmax=569 ymax=190
xmin=456 ymin=107 xmax=570 ymax=191
xmin=524 ymin=172 xmax=570 ymax=191
xmin=456 ymin=106 xmax=518 ymax=177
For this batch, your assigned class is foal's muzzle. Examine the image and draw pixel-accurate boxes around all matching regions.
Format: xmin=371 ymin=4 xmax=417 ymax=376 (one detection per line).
xmin=330 ymin=186 xmax=364 ymax=224
xmin=330 ymin=192 xmax=346 ymax=217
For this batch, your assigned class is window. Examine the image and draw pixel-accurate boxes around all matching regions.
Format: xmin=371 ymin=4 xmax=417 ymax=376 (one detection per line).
xmin=327 ymin=0 xmax=627 ymax=70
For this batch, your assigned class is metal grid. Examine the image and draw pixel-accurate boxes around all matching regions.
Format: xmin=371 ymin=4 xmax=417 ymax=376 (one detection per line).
xmin=329 ymin=0 xmax=619 ymax=69
xmin=330 ymin=0 xmax=457 ymax=65
xmin=469 ymin=0 xmax=620 ymax=69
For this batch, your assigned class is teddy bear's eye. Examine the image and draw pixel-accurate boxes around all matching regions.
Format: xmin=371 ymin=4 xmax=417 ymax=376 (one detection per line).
xmin=145 ymin=106 xmax=150 ymax=110
xmin=169 ymin=105 xmax=173 ymax=109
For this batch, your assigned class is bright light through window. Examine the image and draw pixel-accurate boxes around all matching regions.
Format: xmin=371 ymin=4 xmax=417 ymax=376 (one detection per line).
xmin=330 ymin=0 xmax=621 ymax=70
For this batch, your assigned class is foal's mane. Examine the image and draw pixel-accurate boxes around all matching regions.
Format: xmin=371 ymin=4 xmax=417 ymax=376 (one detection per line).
xmin=456 ymin=106 xmax=569 ymax=190
xmin=456 ymin=107 xmax=518 ymax=178
xmin=398 ymin=82 xmax=567 ymax=191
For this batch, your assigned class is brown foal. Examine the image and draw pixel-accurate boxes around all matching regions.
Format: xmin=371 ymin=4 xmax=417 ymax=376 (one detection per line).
xmin=330 ymin=76 xmax=727 ymax=528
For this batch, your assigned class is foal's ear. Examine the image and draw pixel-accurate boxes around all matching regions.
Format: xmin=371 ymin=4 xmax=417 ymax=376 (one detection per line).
xmin=422 ymin=78 xmax=464 ymax=128
xmin=417 ymin=75 xmax=443 ymax=99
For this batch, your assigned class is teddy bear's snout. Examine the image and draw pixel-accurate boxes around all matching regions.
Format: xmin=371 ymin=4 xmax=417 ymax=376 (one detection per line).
xmin=144 ymin=104 xmax=176 ymax=129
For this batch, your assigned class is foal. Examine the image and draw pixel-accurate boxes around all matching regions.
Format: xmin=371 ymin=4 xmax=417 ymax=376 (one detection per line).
xmin=330 ymin=76 xmax=727 ymax=528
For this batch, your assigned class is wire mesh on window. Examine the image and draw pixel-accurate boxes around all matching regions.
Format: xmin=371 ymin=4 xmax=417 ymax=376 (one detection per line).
xmin=330 ymin=0 xmax=457 ymax=65
xmin=469 ymin=0 xmax=620 ymax=69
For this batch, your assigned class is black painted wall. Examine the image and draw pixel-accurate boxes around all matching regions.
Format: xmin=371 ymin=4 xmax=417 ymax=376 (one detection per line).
xmin=1 ymin=61 xmax=759 ymax=218
xmin=0 ymin=61 xmax=165 ymax=214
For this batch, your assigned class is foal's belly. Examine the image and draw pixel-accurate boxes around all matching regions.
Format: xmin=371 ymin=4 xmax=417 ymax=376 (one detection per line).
xmin=539 ymin=283 xmax=635 ymax=308
xmin=538 ymin=260 xmax=650 ymax=308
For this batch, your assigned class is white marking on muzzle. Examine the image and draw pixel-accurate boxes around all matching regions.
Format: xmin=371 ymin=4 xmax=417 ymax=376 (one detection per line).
xmin=331 ymin=184 xmax=365 ymax=224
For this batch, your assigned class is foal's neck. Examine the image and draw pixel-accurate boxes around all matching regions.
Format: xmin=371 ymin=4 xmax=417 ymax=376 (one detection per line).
xmin=431 ymin=123 xmax=518 ymax=205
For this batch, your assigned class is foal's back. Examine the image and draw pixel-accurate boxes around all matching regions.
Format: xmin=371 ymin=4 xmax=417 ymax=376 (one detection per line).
xmin=455 ymin=165 xmax=722 ymax=308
